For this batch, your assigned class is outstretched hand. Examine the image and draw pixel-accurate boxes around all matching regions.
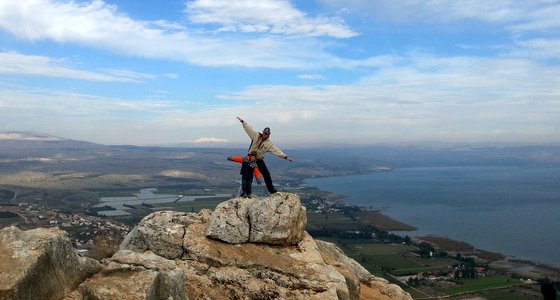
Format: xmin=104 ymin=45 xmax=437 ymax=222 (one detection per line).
xmin=236 ymin=116 xmax=244 ymax=123
xmin=286 ymin=156 xmax=293 ymax=162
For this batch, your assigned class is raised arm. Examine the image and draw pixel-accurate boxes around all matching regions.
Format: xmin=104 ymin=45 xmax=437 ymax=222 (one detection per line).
xmin=236 ymin=117 xmax=258 ymax=140
xmin=227 ymin=156 xmax=244 ymax=163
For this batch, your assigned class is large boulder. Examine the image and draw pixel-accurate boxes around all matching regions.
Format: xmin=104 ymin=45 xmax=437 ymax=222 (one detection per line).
xmin=248 ymin=192 xmax=307 ymax=244
xmin=205 ymin=192 xmax=307 ymax=245
xmin=120 ymin=209 xmax=349 ymax=299
xmin=0 ymin=226 xmax=101 ymax=300
xmin=65 ymin=250 xmax=186 ymax=300
xmin=204 ymin=197 xmax=253 ymax=244
xmin=115 ymin=193 xmax=412 ymax=299
xmin=120 ymin=209 xmax=212 ymax=259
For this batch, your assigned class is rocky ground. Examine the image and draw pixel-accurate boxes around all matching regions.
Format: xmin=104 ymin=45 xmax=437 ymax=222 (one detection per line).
xmin=0 ymin=192 xmax=412 ymax=300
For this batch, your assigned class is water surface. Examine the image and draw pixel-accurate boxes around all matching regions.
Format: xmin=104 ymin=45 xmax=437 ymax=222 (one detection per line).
xmin=305 ymin=166 xmax=560 ymax=267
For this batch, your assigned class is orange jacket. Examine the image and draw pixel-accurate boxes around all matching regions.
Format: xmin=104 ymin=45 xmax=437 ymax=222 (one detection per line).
xmin=227 ymin=156 xmax=262 ymax=183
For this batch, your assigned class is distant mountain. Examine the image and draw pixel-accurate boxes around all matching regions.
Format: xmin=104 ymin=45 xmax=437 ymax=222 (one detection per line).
xmin=1 ymin=131 xmax=559 ymax=167
xmin=0 ymin=131 xmax=64 ymax=141
xmin=0 ymin=131 xmax=109 ymax=155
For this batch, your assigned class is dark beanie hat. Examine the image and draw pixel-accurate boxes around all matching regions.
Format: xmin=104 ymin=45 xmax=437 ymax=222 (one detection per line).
xmin=263 ymin=127 xmax=271 ymax=134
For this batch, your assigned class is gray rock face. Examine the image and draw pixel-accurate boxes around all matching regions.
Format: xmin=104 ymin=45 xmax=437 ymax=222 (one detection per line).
xmin=120 ymin=209 xmax=212 ymax=260
xmin=0 ymin=226 xmax=101 ymax=300
xmin=205 ymin=197 xmax=253 ymax=244
xmin=248 ymin=192 xmax=307 ymax=244
xmin=66 ymin=250 xmax=186 ymax=300
xmin=205 ymin=192 xmax=307 ymax=245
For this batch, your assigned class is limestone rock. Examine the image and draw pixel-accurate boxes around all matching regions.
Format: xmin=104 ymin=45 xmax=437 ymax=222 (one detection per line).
xmin=116 ymin=193 xmax=410 ymax=299
xmin=120 ymin=209 xmax=211 ymax=260
xmin=205 ymin=192 xmax=307 ymax=245
xmin=66 ymin=250 xmax=186 ymax=300
xmin=0 ymin=226 xmax=101 ymax=300
xmin=248 ymin=192 xmax=307 ymax=245
xmin=181 ymin=220 xmax=348 ymax=299
xmin=363 ymin=279 xmax=414 ymax=300
xmin=205 ymin=197 xmax=253 ymax=244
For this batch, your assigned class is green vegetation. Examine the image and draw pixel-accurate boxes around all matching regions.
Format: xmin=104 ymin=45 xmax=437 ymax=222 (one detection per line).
xmin=436 ymin=276 xmax=523 ymax=298
xmin=307 ymin=211 xmax=363 ymax=230
xmin=476 ymin=285 xmax=544 ymax=300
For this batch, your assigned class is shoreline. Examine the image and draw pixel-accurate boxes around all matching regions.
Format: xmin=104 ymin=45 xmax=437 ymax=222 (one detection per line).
xmin=312 ymin=187 xmax=560 ymax=280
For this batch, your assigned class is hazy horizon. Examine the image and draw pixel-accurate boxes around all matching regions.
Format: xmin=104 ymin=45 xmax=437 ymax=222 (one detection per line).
xmin=3 ymin=129 xmax=560 ymax=149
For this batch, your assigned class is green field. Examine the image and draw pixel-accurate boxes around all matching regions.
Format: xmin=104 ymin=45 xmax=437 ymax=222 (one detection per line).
xmin=440 ymin=275 xmax=522 ymax=295
xmin=470 ymin=284 xmax=544 ymax=300
xmin=331 ymin=241 xmax=462 ymax=276
xmin=307 ymin=211 xmax=363 ymax=230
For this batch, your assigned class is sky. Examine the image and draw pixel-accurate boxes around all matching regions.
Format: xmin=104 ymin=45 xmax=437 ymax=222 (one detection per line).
xmin=0 ymin=0 xmax=559 ymax=147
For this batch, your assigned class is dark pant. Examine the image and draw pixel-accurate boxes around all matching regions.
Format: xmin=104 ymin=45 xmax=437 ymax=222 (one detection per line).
xmin=240 ymin=163 xmax=254 ymax=196
xmin=256 ymin=159 xmax=277 ymax=194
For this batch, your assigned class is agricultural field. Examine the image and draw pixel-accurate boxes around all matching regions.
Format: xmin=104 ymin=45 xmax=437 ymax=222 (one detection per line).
xmin=411 ymin=275 xmax=538 ymax=299
xmin=307 ymin=211 xmax=364 ymax=231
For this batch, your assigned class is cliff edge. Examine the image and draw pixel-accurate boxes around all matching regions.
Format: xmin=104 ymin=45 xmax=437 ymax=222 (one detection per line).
xmin=0 ymin=192 xmax=411 ymax=300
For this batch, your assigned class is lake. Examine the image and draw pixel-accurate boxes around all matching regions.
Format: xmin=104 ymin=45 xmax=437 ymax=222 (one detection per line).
xmin=95 ymin=188 xmax=230 ymax=216
xmin=305 ymin=166 xmax=560 ymax=267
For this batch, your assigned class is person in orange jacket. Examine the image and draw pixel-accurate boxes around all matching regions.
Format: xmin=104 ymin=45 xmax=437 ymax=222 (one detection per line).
xmin=227 ymin=151 xmax=262 ymax=198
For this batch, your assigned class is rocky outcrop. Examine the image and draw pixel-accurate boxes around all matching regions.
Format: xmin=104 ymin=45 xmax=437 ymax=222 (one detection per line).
xmin=0 ymin=192 xmax=412 ymax=300
xmin=65 ymin=250 xmax=186 ymax=300
xmin=205 ymin=192 xmax=307 ymax=245
xmin=0 ymin=226 xmax=101 ymax=300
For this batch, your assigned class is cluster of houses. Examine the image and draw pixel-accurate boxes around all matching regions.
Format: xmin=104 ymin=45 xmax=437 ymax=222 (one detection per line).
xmin=7 ymin=202 xmax=130 ymax=251
xmin=403 ymin=265 xmax=489 ymax=284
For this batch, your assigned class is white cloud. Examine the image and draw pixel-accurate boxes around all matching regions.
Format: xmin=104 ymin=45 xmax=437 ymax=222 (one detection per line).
xmin=298 ymin=74 xmax=325 ymax=80
xmin=324 ymin=0 xmax=560 ymax=34
xmin=507 ymin=4 xmax=560 ymax=33
xmin=2 ymin=53 xmax=559 ymax=146
xmin=0 ymin=84 xmax=180 ymax=116
xmin=322 ymin=1 xmax=560 ymax=61
xmin=0 ymin=51 xmax=161 ymax=82
xmin=321 ymin=0 xmax=523 ymax=23
xmin=193 ymin=137 xmax=229 ymax=143
xmin=185 ymin=0 xmax=357 ymax=38
xmin=0 ymin=0 xmax=359 ymax=69
xmin=512 ymin=39 xmax=560 ymax=60
xmin=220 ymin=55 xmax=560 ymax=144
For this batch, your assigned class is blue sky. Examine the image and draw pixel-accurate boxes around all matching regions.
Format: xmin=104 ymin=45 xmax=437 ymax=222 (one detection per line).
xmin=0 ymin=0 xmax=559 ymax=147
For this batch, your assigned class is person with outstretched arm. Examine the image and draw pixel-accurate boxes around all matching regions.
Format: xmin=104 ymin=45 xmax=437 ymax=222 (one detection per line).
xmin=236 ymin=117 xmax=292 ymax=194
xmin=227 ymin=151 xmax=262 ymax=198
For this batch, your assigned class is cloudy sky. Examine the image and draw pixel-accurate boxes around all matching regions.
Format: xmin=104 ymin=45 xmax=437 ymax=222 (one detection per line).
xmin=0 ymin=0 xmax=559 ymax=147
